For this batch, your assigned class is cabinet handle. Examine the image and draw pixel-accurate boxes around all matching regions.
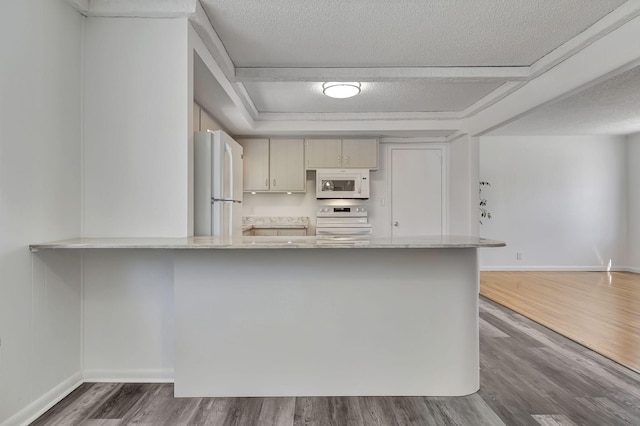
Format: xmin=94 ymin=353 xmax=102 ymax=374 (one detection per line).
xmin=345 ymin=156 xmax=349 ymax=164
xmin=273 ymin=178 xmax=276 ymax=187
xmin=337 ymin=155 xmax=341 ymax=164
xmin=265 ymin=178 xmax=269 ymax=188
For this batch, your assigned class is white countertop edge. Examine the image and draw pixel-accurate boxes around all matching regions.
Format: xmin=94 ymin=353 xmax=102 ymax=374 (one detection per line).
xmin=29 ymin=236 xmax=506 ymax=251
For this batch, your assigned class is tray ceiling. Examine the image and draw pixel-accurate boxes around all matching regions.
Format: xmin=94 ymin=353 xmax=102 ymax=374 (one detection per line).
xmin=70 ymin=0 xmax=640 ymax=137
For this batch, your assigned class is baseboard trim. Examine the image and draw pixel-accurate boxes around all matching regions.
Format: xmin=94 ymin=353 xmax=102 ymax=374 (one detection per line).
xmin=479 ymin=266 xmax=635 ymax=272
xmin=83 ymin=368 xmax=174 ymax=383
xmin=1 ymin=372 xmax=82 ymax=426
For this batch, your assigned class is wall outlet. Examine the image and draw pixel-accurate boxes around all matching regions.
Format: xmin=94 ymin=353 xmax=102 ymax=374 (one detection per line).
xmin=516 ymin=252 xmax=522 ymax=261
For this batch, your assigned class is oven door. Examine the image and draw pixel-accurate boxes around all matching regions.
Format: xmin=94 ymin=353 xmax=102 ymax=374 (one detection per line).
xmin=315 ymin=219 xmax=373 ymax=237
xmin=316 ymin=227 xmax=373 ymax=236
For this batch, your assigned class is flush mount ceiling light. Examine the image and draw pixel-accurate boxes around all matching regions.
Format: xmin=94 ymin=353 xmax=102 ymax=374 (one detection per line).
xmin=322 ymin=82 xmax=361 ymax=99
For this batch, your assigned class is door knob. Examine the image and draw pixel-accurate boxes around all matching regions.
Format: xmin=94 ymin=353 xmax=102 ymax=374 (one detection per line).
xmin=393 ymin=221 xmax=399 ymax=227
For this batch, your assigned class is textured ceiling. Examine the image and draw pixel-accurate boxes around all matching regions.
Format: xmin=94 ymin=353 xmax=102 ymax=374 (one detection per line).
xmin=187 ymin=0 xmax=640 ymax=136
xmin=69 ymin=0 xmax=640 ymax=136
xmin=201 ymin=0 xmax=625 ymax=67
xmin=487 ymin=65 xmax=640 ymax=136
xmin=245 ymin=81 xmax=505 ymax=113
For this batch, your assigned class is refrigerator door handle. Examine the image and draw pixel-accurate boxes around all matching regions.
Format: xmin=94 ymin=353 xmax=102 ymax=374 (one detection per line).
xmin=223 ymin=143 xmax=234 ymax=235
xmin=225 ymin=142 xmax=234 ymax=200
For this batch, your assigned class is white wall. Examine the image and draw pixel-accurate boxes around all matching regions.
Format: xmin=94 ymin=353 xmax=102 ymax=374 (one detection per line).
xmin=628 ymin=133 xmax=640 ymax=271
xmin=479 ymin=135 xmax=628 ymax=270
xmin=83 ymin=17 xmax=190 ymax=238
xmin=449 ymin=135 xmax=479 ymax=236
xmin=83 ymin=250 xmax=174 ymax=381
xmin=0 ymin=0 xmax=83 ymax=424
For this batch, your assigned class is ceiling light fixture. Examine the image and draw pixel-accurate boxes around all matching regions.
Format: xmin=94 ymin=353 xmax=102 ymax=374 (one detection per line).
xmin=322 ymin=82 xmax=361 ymax=99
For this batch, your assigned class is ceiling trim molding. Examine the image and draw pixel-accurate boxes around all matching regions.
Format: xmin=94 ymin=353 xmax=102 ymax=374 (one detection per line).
xmin=189 ymin=21 xmax=255 ymax=130
xmin=528 ymin=0 xmax=640 ymax=79
xmin=480 ymin=57 xmax=640 ymax=138
xmin=65 ymin=0 xmax=88 ymax=13
xmin=463 ymin=13 xmax=640 ymax=137
xmin=445 ymin=131 xmax=468 ymax=143
xmin=234 ymin=66 xmax=530 ymax=83
xmin=252 ymin=119 xmax=462 ymax=135
xmin=233 ymin=83 xmax=260 ymax=120
xmin=67 ymin=0 xmax=198 ymax=17
xmin=257 ymin=111 xmax=462 ymax=122
xmin=190 ymin=3 xmax=260 ymax=120
xmin=190 ymin=1 xmax=235 ymax=79
xmin=461 ymin=81 xmax=526 ymax=118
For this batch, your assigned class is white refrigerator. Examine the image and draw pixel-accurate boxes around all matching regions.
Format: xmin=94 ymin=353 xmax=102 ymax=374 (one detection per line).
xmin=194 ymin=131 xmax=243 ymax=237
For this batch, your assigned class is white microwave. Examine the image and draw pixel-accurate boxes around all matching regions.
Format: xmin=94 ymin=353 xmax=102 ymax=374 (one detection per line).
xmin=316 ymin=169 xmax=370 ymax=199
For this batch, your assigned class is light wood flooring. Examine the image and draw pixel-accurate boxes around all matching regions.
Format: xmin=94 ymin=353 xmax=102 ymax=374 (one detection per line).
xmin=480 ymin=271 xmax=640 ymax=373
xmin=30 ymin=298 xmax=640 ymax=425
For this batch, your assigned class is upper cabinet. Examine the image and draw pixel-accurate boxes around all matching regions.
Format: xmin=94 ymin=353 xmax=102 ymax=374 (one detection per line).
xmin=341 ymin=139 xmax=379 ymax=169
xmin=237 ymin=138 xmax=270 ymax=191
xmin=237 ymin=138 xmax=305 ymax=193
xmin=269 ymin=139 xmax=305 ymax=192
xmin=305 ymin=138 xmax=378 ymax=170
xmin=304 ymin=138 xmax=342 ymax=168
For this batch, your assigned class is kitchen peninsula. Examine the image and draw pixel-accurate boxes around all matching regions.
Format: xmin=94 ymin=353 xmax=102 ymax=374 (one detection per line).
xmin=30 ymin=235 xmax=505 ymax=397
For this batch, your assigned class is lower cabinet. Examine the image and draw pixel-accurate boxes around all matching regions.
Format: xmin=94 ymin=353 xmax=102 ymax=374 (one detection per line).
xmin=253 ymin=228 xmax=307 ymax=237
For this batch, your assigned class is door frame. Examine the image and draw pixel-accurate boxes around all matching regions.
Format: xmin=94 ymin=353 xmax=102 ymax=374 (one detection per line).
xmin=384 ymin=143 xmax=449 ymax=236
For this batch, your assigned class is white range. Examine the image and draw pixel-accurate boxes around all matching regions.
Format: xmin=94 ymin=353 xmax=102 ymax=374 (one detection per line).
xmin=315 ymin=203 xmax=372 ymax=238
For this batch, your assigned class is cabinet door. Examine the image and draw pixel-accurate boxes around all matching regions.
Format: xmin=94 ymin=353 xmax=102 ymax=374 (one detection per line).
xmin=304 ymin=139 xmax=342 ymax=169
xmin=269 ymin=139 xmax=305 ymax=192
xmin=341 ymin=139 xmax=379 ymax=169
xmin=237 ymin=139 xmax=269 ymax=191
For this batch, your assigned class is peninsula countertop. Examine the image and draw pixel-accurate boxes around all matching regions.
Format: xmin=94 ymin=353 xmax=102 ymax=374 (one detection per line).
xmin=30 ymin=235 xmax=505 ymax=251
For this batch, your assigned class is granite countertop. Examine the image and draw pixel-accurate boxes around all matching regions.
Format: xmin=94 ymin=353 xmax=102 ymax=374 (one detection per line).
xmin=242 ymin=216 xmax=309 ymax=231
xmin=29 ymin=235 xmax=505 ymax=251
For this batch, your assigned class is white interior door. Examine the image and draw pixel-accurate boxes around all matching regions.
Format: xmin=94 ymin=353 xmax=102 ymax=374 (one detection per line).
xmin=391 ymin=148 xmax=443 ymax=237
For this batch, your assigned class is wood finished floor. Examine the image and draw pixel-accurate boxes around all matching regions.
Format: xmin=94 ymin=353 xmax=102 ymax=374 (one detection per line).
xmin=30 ymin=298 xmax=640 ymax=426
xmin=480 ymin=271 xmax=640 ymax=373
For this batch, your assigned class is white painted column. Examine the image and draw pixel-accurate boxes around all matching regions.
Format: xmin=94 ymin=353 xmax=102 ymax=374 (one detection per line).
xmin=83 ymin=17 xmax=190 ymax=238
